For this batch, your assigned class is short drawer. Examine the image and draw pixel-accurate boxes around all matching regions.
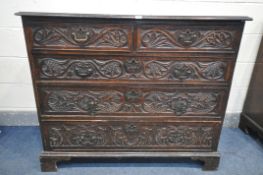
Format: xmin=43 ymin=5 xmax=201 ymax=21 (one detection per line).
xmin=29 ymin=22 xmax=133 ymax=52
xmin=136 ymin=23 xmax=243 ymax=53
xmin=38 ymin=85 xmax=228 ymax=116
xmin=42 ymin=119 xmax=221 ymax=151
xmin=35 ymin=55 xmax=234 ymax=84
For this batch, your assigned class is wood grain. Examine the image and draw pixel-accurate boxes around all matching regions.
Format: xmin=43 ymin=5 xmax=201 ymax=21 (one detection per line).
xmin=18 ymin=12 xmax=249 ymax=171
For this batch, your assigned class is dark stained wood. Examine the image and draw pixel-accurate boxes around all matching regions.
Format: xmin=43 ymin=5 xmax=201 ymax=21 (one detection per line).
xmin=40 ymin=151 xmax=220 ymax=172
xmin=239 ymin=36 xmax=263 ymax=141
xmin=239 ymin=113 xmax=263 ymax=140
xmin=35 ymin=55 xmax=234 ymax=84
xmin=41 ymin=120 xmax=221 ymax=151
xmin=18 ymin=12 xmax=250 ymax=171
xmin=15 ymin=12 xmax=252 ymax=21
xmin=38 ymin=85 xmax=228 ymax=116
xmin=22 ymin=16 xmax=245 ymax=54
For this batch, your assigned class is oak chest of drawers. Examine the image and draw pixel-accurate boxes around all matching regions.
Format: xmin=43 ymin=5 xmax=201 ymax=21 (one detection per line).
xmin=16 ymin=12 xmax=251 ymax=171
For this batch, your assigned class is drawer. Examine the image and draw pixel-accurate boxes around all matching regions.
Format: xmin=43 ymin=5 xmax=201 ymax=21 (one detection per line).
xmin=38 ymin=85 xmax=228 ymax=116
xmin=29 ymin=21 xmax=133 ymax=52
xmin=35 ymin=55 xmax=234 ymax=84
xmin=136 ymin=23 xmax=243 ymax=53
xmin=42 ymin=119 xmax=221 ymax=151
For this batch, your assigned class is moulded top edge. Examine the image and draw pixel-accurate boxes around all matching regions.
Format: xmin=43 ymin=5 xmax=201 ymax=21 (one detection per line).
xmin=15 ymin=12 xmax=253 ymax=21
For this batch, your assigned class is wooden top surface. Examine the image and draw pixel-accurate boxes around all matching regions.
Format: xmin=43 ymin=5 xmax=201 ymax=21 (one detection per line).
xmin=15 ymin=12 xmax=252 ymax=21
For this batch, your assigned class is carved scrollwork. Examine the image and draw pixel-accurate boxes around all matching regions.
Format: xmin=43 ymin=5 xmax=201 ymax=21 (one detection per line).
xmin=100 ymin=61 xmax=123 ymax=78
xmin=46 ymin=90 xmax=122 ymax=114
xmin=190 ymin=93 xmax=218 ymax=113
xmin=49 ymin=125 xmax=107 ymax=147
xmin=43 ymin=89 xmax=221 ymax=115
xmin=202 ymin=61 xmax=226 ymax=80
xmin=47 ymin=91 xmax=77 ymax=111
xmin=206 ymin=31 xmax=232 ymax=48
xmin=144 ymin=92 xmax=218 ymax=115
xmin=48 ymin=123 xmax=213 ymax=148
xmin=99 ymin=29 xmax=128 ymax=47
xmin=40 ymin=59 xmax=68 ymax=77
xmin=155 ymin=126 xmax=213 ymax=146
xmin=77 ymin=96 xmax=98 ymax=114
xmin=111 ymin=124 xmax=153 ymax=146
xmin=170 ymin=61 xmax=227 ymax=80
xmin=39 ymin=58 xmax=227 ymax=81
xmin=39 ymin=58 xmax=125 ymax=79
xmin=33 ymin=26 xmax=128 ymax=48
xmin=47 ymin=92 xmax=99 ymax=115
xmin=38 ymin=58 xmax=227 ymax=81
xmin=144 ymin=61 xmax=169 ymax=79
xmin=171 ymin=63 xmax=196 ymax=80
xmin=140 ymin=28 xmax=234 ymax=49
xmin=141 ymin=31 xmax=174 ymax=48
xmin=33 ymin=28 xmax=62 ymax=45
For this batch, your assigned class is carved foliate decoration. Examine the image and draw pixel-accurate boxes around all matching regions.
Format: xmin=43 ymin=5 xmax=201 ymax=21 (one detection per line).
xmin=40 ymin=58 xmax=124 ymax=79
xmin=47 ymin=123 xmax=213 ymax=148
xmin=155 ymin=125 xmax=213 ymax=146
xmin=100 ymin=61 xmax=123 ymax=78
xmin=202 ymin=61 xmax=227 ymax=80
xmin=112 ymin=123 xmax=153 ymax=146
xmin=145 ymin=62 xmax=168 ymax=79
xmin=144 ymin=91 xmax=219 ymax=115
xmin=140 ymin=28 xmax=234 ymax=49
xmin=171 ymin=63 xmax=196 ymax=80
xmin=38 ymin=58 xmax=227 ymax=81
xmin=32 ymin=25 xmax=129 ymax=48
xmin=46 ymin=90 xmax=122 ymax=114
xmin=43 ymin=89 xmax=221 ymax=115
xmin=49 ymin=124 xmax=107 ymax=147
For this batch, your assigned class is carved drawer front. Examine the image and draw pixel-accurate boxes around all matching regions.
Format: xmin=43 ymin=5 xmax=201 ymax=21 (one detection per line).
xmin=42 ymin=120 xmax=220 ymax=151
xmin=30 ymin=22 xmax=132 ymax=51
xmin=36 ymin=56 xmax=233 ymax=84
xmin=39 ymin=86 xmax=227 ymax=116
xmin=137 ymin=24 xmax=242 ymax=52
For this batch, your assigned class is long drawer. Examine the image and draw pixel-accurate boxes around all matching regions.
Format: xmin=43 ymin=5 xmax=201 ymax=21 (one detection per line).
xmin=38 ymin=85 xmax=228 ymax=116
xmin=41 ymin=119 xmax=221 ymax=151
xmin=33 ymin=55 xmax=234 ymax=85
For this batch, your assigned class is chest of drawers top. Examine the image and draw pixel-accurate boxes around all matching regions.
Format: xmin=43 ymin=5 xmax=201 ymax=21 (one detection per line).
xmin=17 ymin=12 xmax=251 ymax=56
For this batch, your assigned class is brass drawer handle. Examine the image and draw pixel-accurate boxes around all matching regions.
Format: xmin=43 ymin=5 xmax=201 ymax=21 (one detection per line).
xmin=72 ymin=28 xmax=90 ymax=43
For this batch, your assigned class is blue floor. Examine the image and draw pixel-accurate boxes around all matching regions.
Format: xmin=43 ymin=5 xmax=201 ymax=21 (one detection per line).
xmin=0 ymin=126 xmax=263 ymax=175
